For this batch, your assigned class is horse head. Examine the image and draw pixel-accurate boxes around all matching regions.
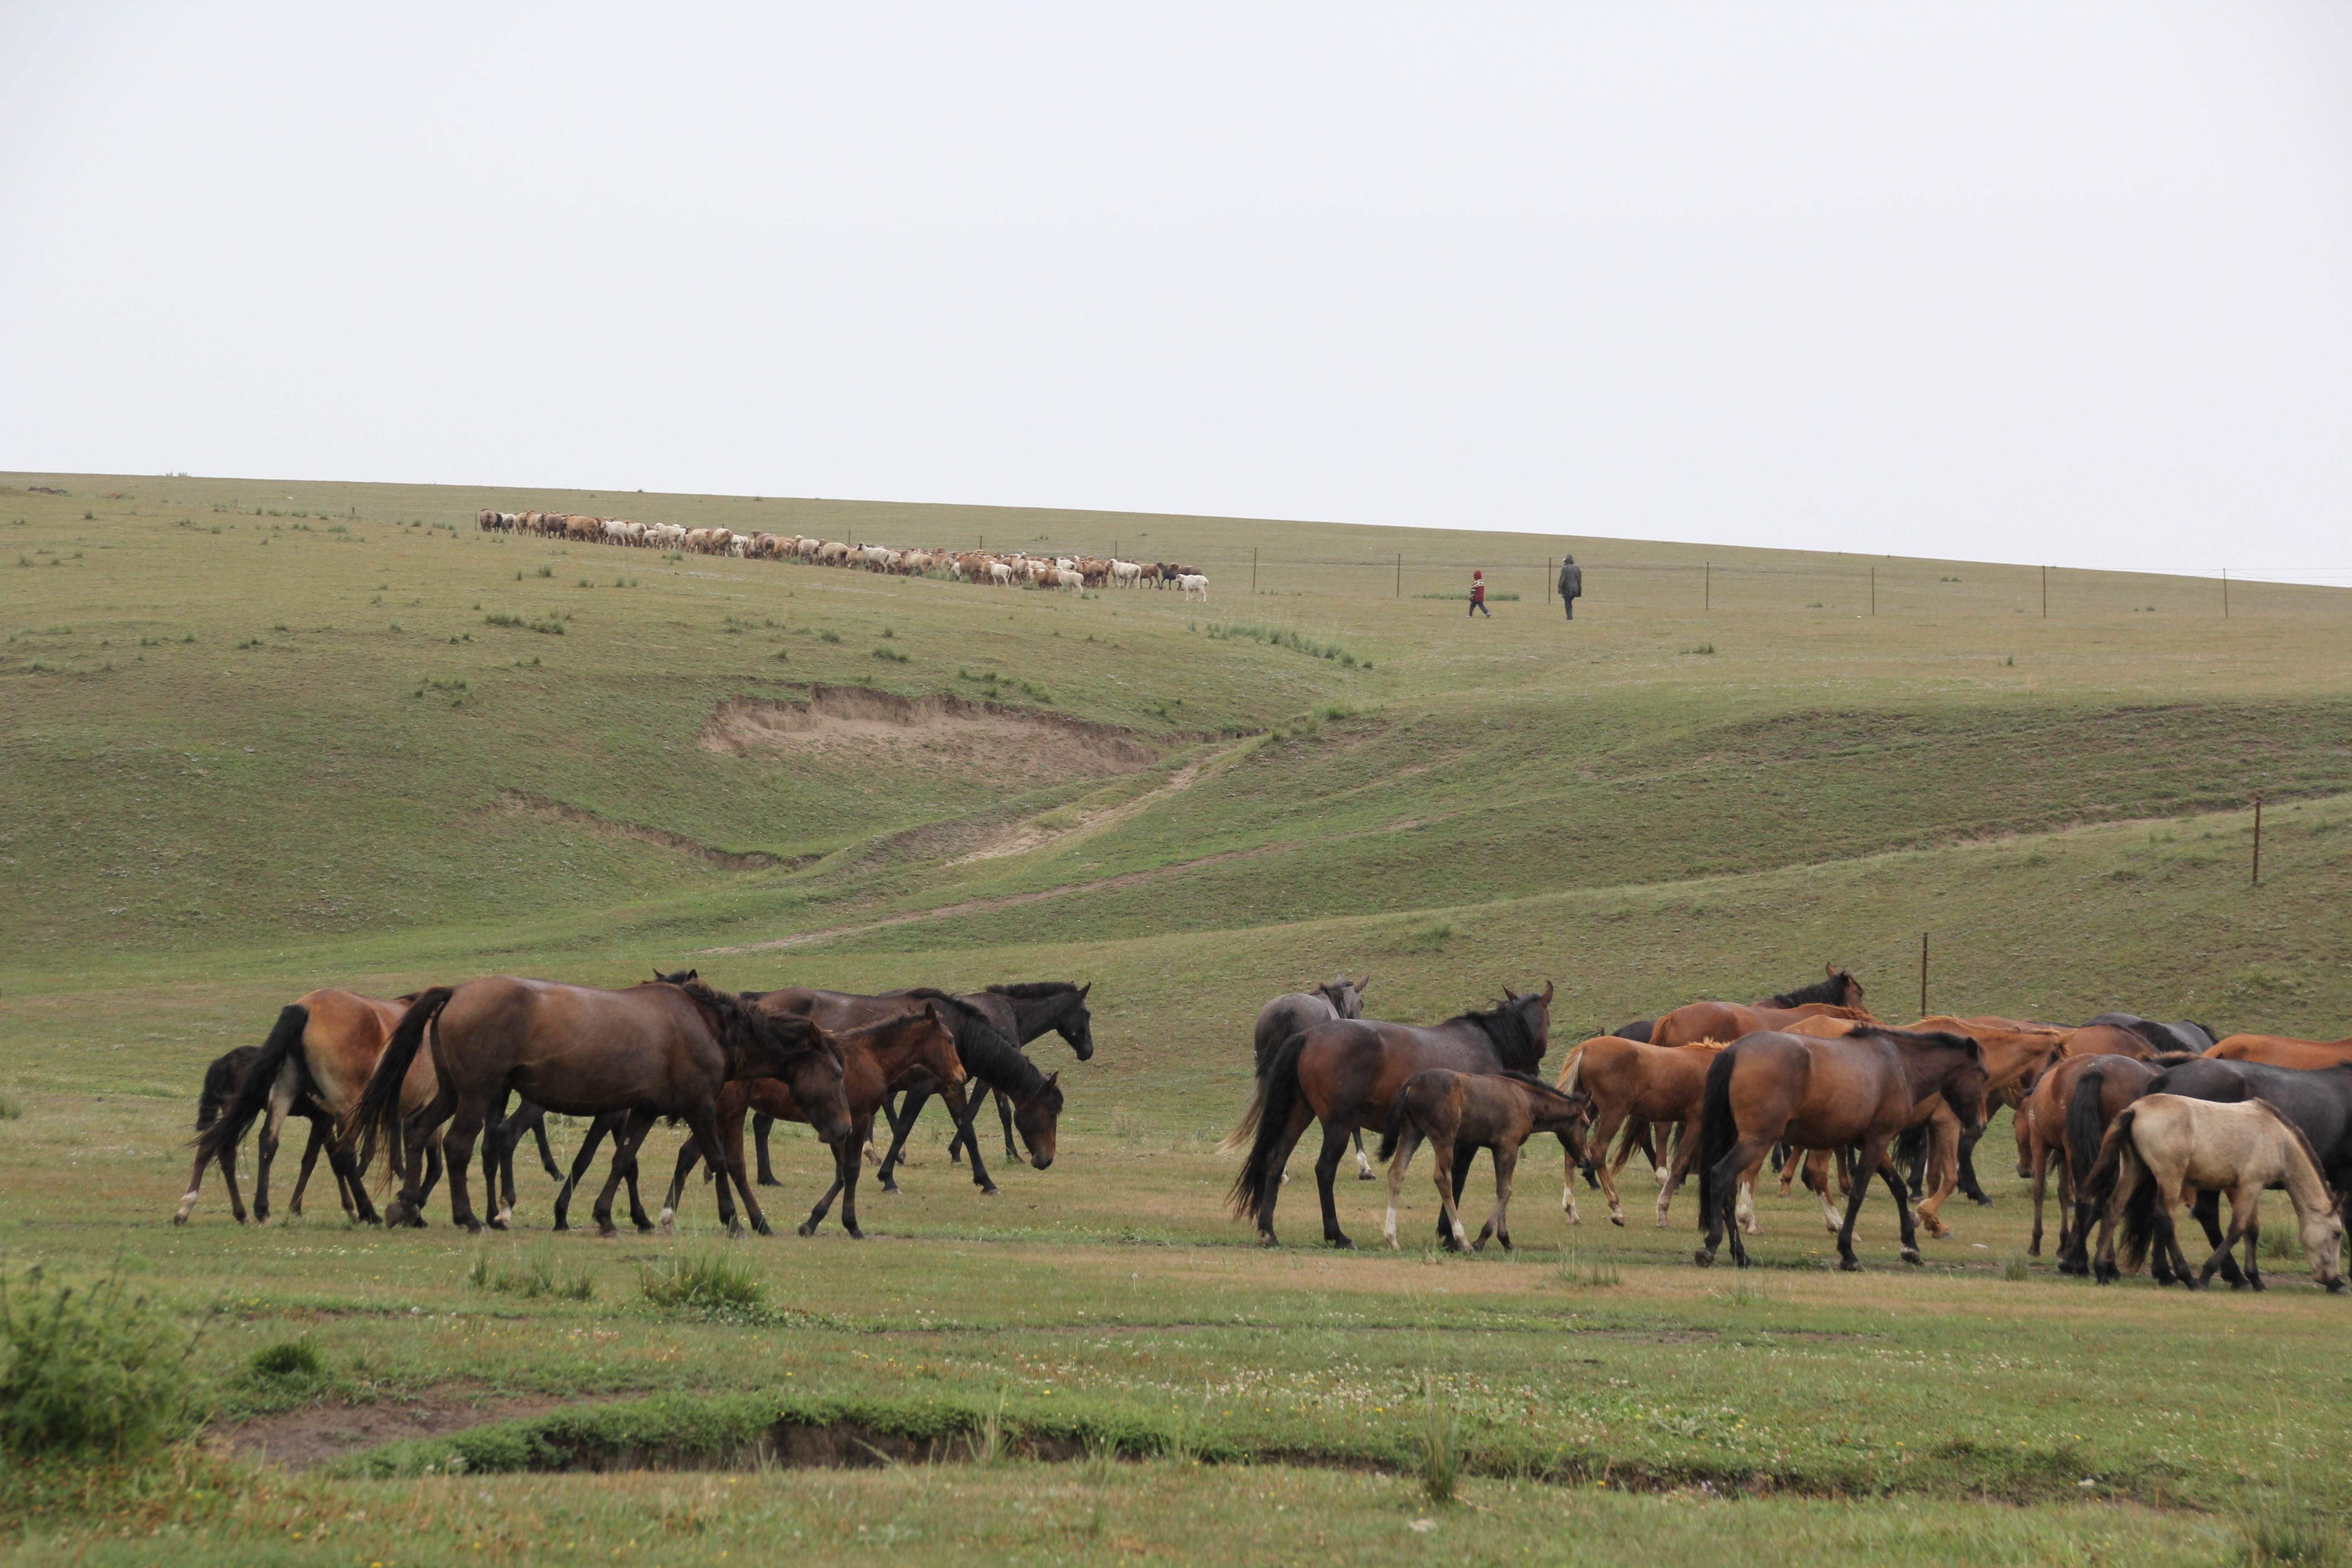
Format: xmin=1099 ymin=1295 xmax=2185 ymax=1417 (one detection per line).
xmin=1013 ymin=1071 xmax=1062 ymax=1170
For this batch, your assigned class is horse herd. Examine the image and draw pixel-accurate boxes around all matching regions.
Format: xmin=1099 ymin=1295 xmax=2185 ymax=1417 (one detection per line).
xmin=169 ymin=962 xmax=2351 ymax=1293
xmin=176 ymin=971 xmax=1091 ymax=1241
xmin=475 ymin=509 xmax=1210 ymax=598
xmin=1228 ymin=966 xmax=2352 ymax=1292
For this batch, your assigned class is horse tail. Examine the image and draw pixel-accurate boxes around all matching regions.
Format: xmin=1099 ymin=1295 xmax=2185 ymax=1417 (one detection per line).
xmin=1229 ymin=1031 xmax=1310 ymax=1222
xmin=1375 ymin=1091 xmax=1410 ymax=1164
xmin=347 ymin=987 xmax=452 ymax=1167
xmin=1558 ymin=1041 xmax=1588 ymax=1094
xmin=2105 ymin=1111 xmax=2152 ymax=1271
xmin=1219 ymin=1014 xmax=1288 ymax=1154
xmin=1691 ymin=1046 xmax=1740 ymax=1231
xmin=2064 ymin=1065 xmax=2111 ymax=1189
xmin=2080 ymin=1103 xmax=2136 ymax=1211
xmin=193 ymin=1006 xmax=308 ymax=1166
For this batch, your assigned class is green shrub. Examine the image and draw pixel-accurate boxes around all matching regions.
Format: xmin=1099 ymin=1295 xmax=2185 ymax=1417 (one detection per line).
xmin=0 ymin=1263 xmax=201 ymax=1460
xmin=641 ymin=1250 xmax=761 ymax=1312
xmin=1417 ymin=1378 xmax=1461 ymax=1506
xmin=248 ymin=1337 xmax=326 ymax=1382
xmin=0 ymin=1097 xmax=20 ymax=1121
xmin=470 ymin=1251 xmax=593 ymax=1302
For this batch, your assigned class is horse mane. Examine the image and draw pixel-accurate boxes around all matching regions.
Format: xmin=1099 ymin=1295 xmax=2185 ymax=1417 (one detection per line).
xmin=2250 ymin=1097 xmax=2340 ymax=1205
xmin=902 ymin=990 xmax=1049 ymax=1097
xmin=1451 ymin=996 xmax=1547 ymax=1073
xmin=1768 ymin=970 xmax=1859 ymax=1009
xmin=678 ymin=978 xmax=822 ymax=1062
xmin=985 ymin=981 xmax=1084 ymax=1002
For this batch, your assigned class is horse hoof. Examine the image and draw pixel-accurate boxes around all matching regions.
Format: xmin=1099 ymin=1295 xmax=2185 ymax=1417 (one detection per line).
xmin=1838 ymin=1257 xmax=1862 ymax=1273
xmin=796 ymin=1222 xmax=819 ymax=1238
xmin=598 ymin=1226 xmax=618 ymax=1239
xmin=1693 ymin=1250 xmax=1715 ymax=1268
xmin=756 ymin=1177 xmax=782 ymax=1188
xmin=1970 ymin=1196 xmax=1995 ymax=1208
xmin=2327 ymin=1280 xmax=2348 ymax=1295
xmin=980 ymin=1185 xmax=1000 ymax=1197
xmin=1610 ymin=1217 xmax=1624 ymax=1229
xmin=1357 ymin=1171 xmax=1375 ymax=1181
xmin=1901 ymin=1250 xmax=1923 ymax=1266
xmin=755 ymin=1220 xmax=774 ymax=1238
xmin=1329 ymin=1236 xmax=1357 ymax=1251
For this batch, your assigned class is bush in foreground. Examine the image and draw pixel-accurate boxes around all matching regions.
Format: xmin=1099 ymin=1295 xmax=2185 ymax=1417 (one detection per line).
xmin=0 ymin=1262 xmax=201 ymax=1460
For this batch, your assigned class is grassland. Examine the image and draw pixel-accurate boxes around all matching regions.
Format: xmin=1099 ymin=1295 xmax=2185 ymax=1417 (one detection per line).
xmin=4 ymin=469 xmax=2351 ymax=1564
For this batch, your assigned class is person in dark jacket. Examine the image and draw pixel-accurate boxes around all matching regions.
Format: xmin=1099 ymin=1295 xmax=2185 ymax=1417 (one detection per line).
xmin=1468 ymin=569 xmax=1490 ymax=617
xmin=1557 ymin=554 xmax=1583 ymax=619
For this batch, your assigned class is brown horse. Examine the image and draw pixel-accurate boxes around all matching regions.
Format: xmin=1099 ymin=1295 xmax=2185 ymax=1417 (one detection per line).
xmin=661 ymin=1000 xmax=967 ymax=1239
xmin=2063 ymin=1023 xmax=2157 ymax=1061
xmin=184 ymin=989 xmax=436 ymax=1225
xmin=1915 ymin=1015 xmax=2070 ymax=1204
xmin=1554 ymin=1035 xmax=1724 ymax=1226
xmin=174 ymin=1046 xmax=353 ymax=1225
xmin=349 ymin=977 xmax=847 ymax=1236
xmin=1230 ymin=984 xmax=1553 ymax=1248
xmin=2019 ymin=1052 xmax=2166 ymax=1267
xmin=2205 ymin=1034 xmax=2352 ymax=1071
xmin=1377 ymin=1069 xmax=1592 ymax=1251
xmin=1225 ymin=975 xmax=1372 ymax=1175
xmin=1691 ymin=1027 xmax=1986 ymax=1270
xmin=1648 ymin=966 xmax=1872 ymax=1052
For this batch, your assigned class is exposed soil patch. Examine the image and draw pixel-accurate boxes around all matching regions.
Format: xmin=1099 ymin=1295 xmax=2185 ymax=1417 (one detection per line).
xmin=490 ymin=791 xmax=804 ymax=872
xmin=213 ymin=1387 xmax=629 ymax=1470
xmin=700 ymin=686 xmax=1159 ymax=787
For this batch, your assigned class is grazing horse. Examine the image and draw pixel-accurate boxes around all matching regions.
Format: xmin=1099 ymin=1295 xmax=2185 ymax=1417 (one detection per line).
xmin=1691 ymin=1027 xmax=1985 ymax=1271
xmin=1909 ymin=1015 xmax=2070 ymax=1205
xmin=349 ymin=977 xmax=847 ymax=1237
xmin=1223 ymin=975 xmax=1373 ymax=1176
xmin=2083 ymin=1013 xmax=2220 ymax=1056
xmin=2019 ymin=1053 xmax=2161 ymax=1265
xmin=662 ymin=1001 xmax=967 ymax=1239
xmin=860 ymin=980 xmax=1096 ymax=1182
xmin=2054 ymin=1053 xmax=2225 ymax=1278
xmin=1378 ymin=1070 xmax=1592 ymax=1251
xmin=174 ymin=1046 xmax=352 ymax=1225
xmin=2140 ymin=1057 xmax=2352 ymax=1230
xmin=2088 ymin=1095 xmax=2347 ymax=1292
xmin=871 ymin=1010 xmax=1063 ymax=1191
xmin=2204 ymin=1034 xmax=2352 ymax=1071
xmin=1647 ymin=966 xmax=1872 ymax=1052
xmin=1554 ymin=1035 xmax=1723 ymax=1226
xmin=185 ymin=990 xmax=431 ymax=1225
xmin=1230 ymin=984 xmax=1554 ymax=1249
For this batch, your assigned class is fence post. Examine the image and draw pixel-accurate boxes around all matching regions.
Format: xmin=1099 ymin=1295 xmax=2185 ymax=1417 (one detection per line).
xmin=1918 ymin=932 xmax=1929 ymax=1017
xmin=2252 ymin=796 xmax=2263 ymax=885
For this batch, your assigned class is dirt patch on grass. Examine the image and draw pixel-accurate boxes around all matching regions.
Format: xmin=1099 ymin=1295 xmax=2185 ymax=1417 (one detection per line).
xmin=213 ymin=1387 xmax=631 ymax=1470
xmin=490 ymin=791 xmax=806 ymax=872
xmin=700 ymin=686 xmax=1159 ymax=786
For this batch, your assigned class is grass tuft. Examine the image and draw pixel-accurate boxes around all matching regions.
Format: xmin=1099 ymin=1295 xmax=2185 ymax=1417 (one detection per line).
xmin=1417 ymin=1377 xmax=1462 ymax=1506
xmin=640 ymin=1249 xmax=761 ymax=1313
xmin=0 ymin=1261 xmax=200 ymax=1461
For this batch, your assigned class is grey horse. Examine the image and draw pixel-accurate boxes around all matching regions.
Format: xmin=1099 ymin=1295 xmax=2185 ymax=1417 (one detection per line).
xmin=1224 ymin=974 xmax=1375 ymax=1177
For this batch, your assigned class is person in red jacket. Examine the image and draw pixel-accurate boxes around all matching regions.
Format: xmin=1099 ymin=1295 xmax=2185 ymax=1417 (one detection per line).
xmin=1468 ymin=569 xmax=1490 ymax=617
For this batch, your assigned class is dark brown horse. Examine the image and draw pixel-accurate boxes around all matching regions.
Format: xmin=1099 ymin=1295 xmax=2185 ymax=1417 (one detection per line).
xmin=349 ymin=977 xmax=847 ymax=1236
xmin=661 ymin=1000 xmax=967 ymax=1239
xmin=186 ymin=989 xmax=436 ymax=1225
xmin=1377 ymin=1069 xmax=1592 ymax=1251
xmin=1690 ymin=1027 xmax=1985 ymax=1270
xmin=173 ymin=1046 xmax=353 ymax=1225
xmin=1648 ymin=966 xmax=1872 ymax=1052
xmin=1230 ymin=983 xmax=1554 ymax=1248
xmin=2023 ymin=1052 xmax=2168 ymax=1269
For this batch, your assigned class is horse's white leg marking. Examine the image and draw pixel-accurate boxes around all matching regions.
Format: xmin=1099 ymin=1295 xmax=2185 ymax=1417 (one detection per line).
xmin=173 ymin=1188 xmax=201 ymax=1224
xmin=1738 ymin=1179 xmax=1760 ymax=1235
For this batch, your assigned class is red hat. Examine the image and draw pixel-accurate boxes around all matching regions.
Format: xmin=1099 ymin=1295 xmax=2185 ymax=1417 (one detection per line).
xmin=1473 ymin=570 xmax=1483 ymax=578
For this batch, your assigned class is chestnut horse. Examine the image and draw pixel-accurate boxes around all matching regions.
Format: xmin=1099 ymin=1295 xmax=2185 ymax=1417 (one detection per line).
xmin=184 ymin=989 xmax=436 ymax=1225
xmin=2030 ymin=1053 xmax=2181 ymax=1273
xmin=2205 ymin=1034 xmax=2352 ymax=1071
xmin=660 ymin=1000 xmax=967 ymax=1239
xmin=1647 ymin=966 xmax=1872 ymax=1052
xmin=1230 ymin=985 xmax=1553 ymax=1248
xmin=349 ymin=977 xmax=847 ymax=1236
xmin=1691 ymin=1027 xmax=1986 ymax=1270
xmin=1554 ymin=1035 xmax=1724 ymax=1227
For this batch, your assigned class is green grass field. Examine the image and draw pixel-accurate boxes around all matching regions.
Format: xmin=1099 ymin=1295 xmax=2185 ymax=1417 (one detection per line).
xmin=4 ymin=470 xmax=2350 ymax=1565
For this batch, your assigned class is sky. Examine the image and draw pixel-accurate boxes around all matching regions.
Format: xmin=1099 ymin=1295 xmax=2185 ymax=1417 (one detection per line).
xmin=2 ymin=4 xmax=2347 ymax=578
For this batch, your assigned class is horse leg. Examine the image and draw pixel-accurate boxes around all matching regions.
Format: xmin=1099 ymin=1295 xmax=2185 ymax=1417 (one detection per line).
xmin=2190 ymin=1188 xmax=2248 ymax=1286
xmin=1911 ymin=1116 xmax=1960 ymax=1240
xmin=998 ymin=1090 xmax=1021 ymax=1165
xmin=1313 ymin=1122 xmax=1357 ymax=1249
xmin=1592 ymin=1113 xmax=1631 ymax=1227
xmin=1384 ymin=1127 xmax=1421 ymax=1248
xmin=1477 ymin=1144 xmax=1519 ymax=1251
xmin=439 ymin=1104 xmax=490 ymax=1234
xmin=2200 ymin=1186 xmax=2260 ymax=1291
xmin=593 ymin=1114 xmax=654 ymax=1239
xmin=173 ymin=1141 xmax=226 ymax=1227
xmin=480 ymin=1089 xmax=512 ymax=1230
xmin=251 ymin=1068 xmax=300 ymax=1223
xmin=1656 ymin=1122 xmax=1702 ymax=1228
xmin=1803 ymin=1151 xmax=1841 ymax=1235
xmin=327 ymin=1136 xmax=371 ymax=1223
xmin=1698 ymin=1137 xmax=1766 ymax=1268
xmin=948 ymin=1086 xmax=1000 ymax=1194
xmin=837 ymin=1114 xmax=874 ymax=1240
xmin=2028 ymin=1132 xmax=2050 ymax=1258
xmin=384 ymin=1080 xmax=456 ymax=1229
xmin=1436 ymin=1142 xmax=1476 ymax=1244
xmin=1955 ymin=1122 xmax=1993 ymax=1206
xmin=552 ymin=1115 xmax=612 ymax=1232
xmin=1431 ymin=1136 xmax=1468 ymax=1252
xmin=532 ymin=1112 xmax=563 ymax=1181
xmin=1831 ymin=1135 xmax=1888 ymax=1271
xmin=876 ymin=1087 xmax=932 ymax=1191
xmin=753 ymin=1112 xmax=782 ymax=1186
xmin=1585 ymin=1110 xmax=1629 ymax=1225
xmin=703 ymin=1100 xmax=770 ymax=1238
xmin=1879 ymin=1140 xmax=1925 ymax=1266
xmin=1252 ymin=1102 xmax=1316 ymax=1247
xmin=799 ymin=1138 xmax=851 ymax=1238
xmin=1557 ymin=1132 xmax=1582 ymax=1224
xmin=289 ymin=1117 xmax=330 ymax=1218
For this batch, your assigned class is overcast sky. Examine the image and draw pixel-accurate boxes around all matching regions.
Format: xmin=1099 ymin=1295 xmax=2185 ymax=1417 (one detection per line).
xmin=3 ymin=5 xmax=2347 ymax=577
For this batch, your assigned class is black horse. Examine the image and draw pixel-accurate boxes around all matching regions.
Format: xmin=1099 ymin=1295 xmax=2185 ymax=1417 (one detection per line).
xmin=2082 ymin=1012 xmax=2221 ymax=1057
xmin=172 ymin=1045 xmax=357 ymax=1225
